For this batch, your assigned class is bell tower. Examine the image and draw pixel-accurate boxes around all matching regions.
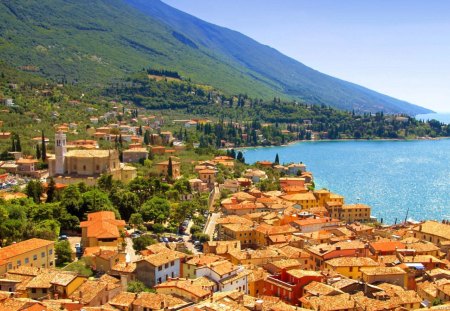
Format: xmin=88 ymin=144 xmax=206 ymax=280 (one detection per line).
xmin=55 ymin=131 xmax=67 ymax=175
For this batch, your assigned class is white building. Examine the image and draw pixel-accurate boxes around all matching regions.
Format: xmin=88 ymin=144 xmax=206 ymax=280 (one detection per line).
xmin=135 ymin=252 xmax=181 ymax=288
xmin=195 ymin=260 xmax=249 ymax=293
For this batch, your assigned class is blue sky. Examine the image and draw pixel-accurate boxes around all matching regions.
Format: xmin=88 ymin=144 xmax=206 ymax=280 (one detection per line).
xmin=163 ymin=0 xmax=450 ymax=112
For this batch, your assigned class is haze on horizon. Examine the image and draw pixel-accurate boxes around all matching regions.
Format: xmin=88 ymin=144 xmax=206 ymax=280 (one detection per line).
xmin=163 ymin=0 xmax=450 ymax=113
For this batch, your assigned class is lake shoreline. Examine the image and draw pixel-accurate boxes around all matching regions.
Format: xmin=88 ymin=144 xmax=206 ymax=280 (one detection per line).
xmin=232 ymin=136 xmax=450 ymax=151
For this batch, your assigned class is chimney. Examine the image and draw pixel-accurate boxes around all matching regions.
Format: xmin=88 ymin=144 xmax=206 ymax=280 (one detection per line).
xmin=79 ymin=291 xmax=83 ymax=299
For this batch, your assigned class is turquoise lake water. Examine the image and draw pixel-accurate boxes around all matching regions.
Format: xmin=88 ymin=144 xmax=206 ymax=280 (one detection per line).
xmin=241 ymin=139 xmax=450 ymax=224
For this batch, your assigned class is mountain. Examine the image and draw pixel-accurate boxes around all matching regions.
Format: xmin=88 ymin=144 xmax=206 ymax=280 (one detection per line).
xmin=0 ymin=0 xmax=432 ymax=115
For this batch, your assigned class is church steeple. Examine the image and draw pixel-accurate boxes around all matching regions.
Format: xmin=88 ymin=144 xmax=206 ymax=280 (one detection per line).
xmin=55 ymin=131 xmax=67 ymax=175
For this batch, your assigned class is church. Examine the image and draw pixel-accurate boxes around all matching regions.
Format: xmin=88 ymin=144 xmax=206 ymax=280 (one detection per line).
xmin=48 ymin=132 xmax=137 ymax=185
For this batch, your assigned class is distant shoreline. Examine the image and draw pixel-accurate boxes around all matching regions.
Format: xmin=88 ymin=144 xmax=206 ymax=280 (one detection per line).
xmin=232 ymin=136 xmax=450 ymax=151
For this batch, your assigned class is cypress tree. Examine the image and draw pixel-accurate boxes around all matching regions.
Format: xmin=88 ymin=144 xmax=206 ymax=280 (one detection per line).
xmin=11 ymin=136 xmax=15 ymax=152
xmin=36 ymin=144 xmax=41 ymax=160
xmin=46 ymin=177 xmax=56 ymax=203
xmin=15 ymin=134 xmax=21 ymax=152
xmin=167 ymin=157 xmax=173 ymax=178
xmin=274 ymin=153 xmax=280 ymax=165
xmin=41 ymin=131 xmax=47 ymax=161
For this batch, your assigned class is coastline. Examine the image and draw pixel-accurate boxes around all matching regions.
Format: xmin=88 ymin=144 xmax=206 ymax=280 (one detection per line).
xmin=231 ymin=135 xmax=450 ymax=151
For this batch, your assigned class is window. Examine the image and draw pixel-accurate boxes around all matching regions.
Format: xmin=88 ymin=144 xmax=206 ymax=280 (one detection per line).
xmin=157 ymin=277 xmax=162 ymax=284
xmin=31 ymin=288 xmax=37 ymax=293
xmin=17 ymin=260 xmax=21 ymax=266
xmin=41 ymin=252 xmax=45 ymax=258
xmin=165 ymin=263 xmax=169 ymax=269
xmin=42 ymin=288 xmax=47 ymax=294
xmin=33 ymin=255 xmax=37 ymax=261
xmin=158 ymin=266 xmax=162 ymax=271
xmin=96 ymin=165 xmax=100 ymax=171
xmin=170 ymin=261 xmax=174 ymax=266
xmin=49 ymin=249 xmax=53 ymax=255
xmin=7 ymin=263 xmax=12 ymax=270
xmin=83 ymin=165 xmax=86 ymax=170
xmin=25 ymin=258 xmax=29 ymax=264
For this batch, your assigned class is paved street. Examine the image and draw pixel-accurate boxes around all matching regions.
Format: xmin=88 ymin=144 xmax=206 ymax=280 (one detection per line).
xmin=204 ymin=212 xmax=220 ymax=240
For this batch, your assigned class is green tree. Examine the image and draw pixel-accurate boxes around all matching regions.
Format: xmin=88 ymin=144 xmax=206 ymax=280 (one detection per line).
xmin=36 ymin=144 xmax=41 ymax=160
xmin=81 ymin=189 xmax=118 ymax=218
xmin=129 ymin=213 xmax=144 ymax=228
xmin=151 ymin=223 xmax=165 ymax=233
xmin=25 ymin=180 xmax=43 ymax=204
xmin=110 ymin=190 xmax=139 ymax=221
xmin=132 ymin=235 xmax=156 ymax=252
xmin=140 ymin=197 xmax=170 ymax=223
xmin=41 ymin=130 xmax=47 ymax=161
xmin=61 ymin=184 xmax=83 ymax=218
xmin=167 ymin=157 xmax=173 ymax=179
xmin=274 ymin=153 xmax=280 ymax=165
xmin=127 ymin=280 xmax=151 ymax=293
xmin=46 ymin=178 xmax=56 ymax=203
xmin=55 ymin=240 xmax=72 ymax=265
xmin=15 ymin=134 xmax=21 ymax=152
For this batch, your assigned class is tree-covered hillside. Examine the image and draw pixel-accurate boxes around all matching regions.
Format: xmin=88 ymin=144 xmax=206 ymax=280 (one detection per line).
xmin=0 ymin=0 xmax=432 ymax=114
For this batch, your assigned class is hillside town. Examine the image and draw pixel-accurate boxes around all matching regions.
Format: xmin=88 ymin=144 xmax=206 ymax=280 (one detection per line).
xmin=0 ymin=110 xmax=449 ymax=311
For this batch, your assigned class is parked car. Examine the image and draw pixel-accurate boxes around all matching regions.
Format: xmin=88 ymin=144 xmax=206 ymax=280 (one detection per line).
xmin=58 ymin=235 xmax=68 ymax=241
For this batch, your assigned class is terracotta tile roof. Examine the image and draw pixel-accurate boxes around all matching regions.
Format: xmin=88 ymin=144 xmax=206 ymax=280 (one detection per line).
xmin=325 ymin=257 xmax=379 ymax=268
xmin=360 ymin=266 xmax=406 ymax=276
xmin=80 ymin=211 xmax=125 ymax=239
xmin=304 ymin=281 xmax=343 ymax=296
xmin=268 ymin=259 xmax=303 ymax=270
xmin=341 ymin=204 xmax=370 ymax=210
xmin=307 ymin=293 xmax=356 ymax=311
xmin=0 ymin=239 xmax=54 ymax=262
xmin=216 ymin=215 xmax=253 ymax=226
xmin=0 ymin=298 xmax=46 ymax=311
xmin=109 ymin=292 xmax=136 ymax=308
xmin=154 ymin=278 xmax=211 ymax=298
xmin=111 ymin=262 xmax=136 ymax=273
xmin=369 ymin=241 xmax=405 ymax=253
xmin=282 ymin=192 xmax=316 ymax=201
xmin=27 ymin=271 xmax=59 ymax=289
xmin=286 ymin=269 xmax=322 ymax=279
xmin=401 ymin=255 xmax=443 ymax=264
xmin=70 ymin=280 xmax=107 ymax=304
xmin=138 ymin=251 xmax=181 ymax=267
xmin=412 ymin=221 xmax=450 ymax=240
xmin=133 ymin=292 xmax=188 ymax=309
xmin=185 ymin=254 xmax=223 ymax=266
xmin=205 ymin=260 xmax=238 ymax=276
xmin=255 ymin=223 xmax=296 ymax=235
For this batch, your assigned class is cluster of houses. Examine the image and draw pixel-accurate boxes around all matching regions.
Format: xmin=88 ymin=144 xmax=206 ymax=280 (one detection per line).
xmin=1 ymin=152 xmax=450 ymax=310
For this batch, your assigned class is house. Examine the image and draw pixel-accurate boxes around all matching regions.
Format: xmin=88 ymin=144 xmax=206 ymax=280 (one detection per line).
xmin=287 ymin=163 xmax=306 ymax=176
xmin=281 ymin=192 xmax=318 ymax=210
xmin=156 ymin=159 xmax=181 ymax=179
xmin=305 ymin=241 xmax=370 ymax=270
xmin=132 ymin=292 xmax=190 ymax=311
xmin=182 ymin=254 xmax=223 ymax=279
xmin=122 ymin=148 xmax=148 ymax=163
xmin=324 ymin=257 xmax=379 ymax=280
xmin=70 ymin=276 xmax=121 ymax=307
xmin=203 ymin=241 xmax=241 ymax=257
xmin=338 ymin=204 xmax=372 ymax=223
xmin=264 ymin=269 xmax=323 ymax=305
xmin=82 ymin=246 xmax=123 ymax=273
xmin=135 ymin=251 xmax=182 ymax=288
xmin=243 ymin=169 xmax=268 ymax=183
xmin=26 ymin=270 xmax=86 ymax=300
xmin=16 ymin=158 xmax=42 ymax=178
xmin=302 ymin=293 xmax=357 ymax=311
xmin=80 ymin=211 xmax=126 ymax=249
xmin=195 ymin=260 xmax=250 ymax=293
xmin=369 ymin=241 xmax=406 ymax=256
xmin=410 ymin=221 xmax=450 ymax=246
xmin=290 ymin=217 xmax=340 ymax=233
xmin=198 ymin=169 xmax=217 ymax=187
xmin=0 ymin=239 xmax=55 ymax=275
xmin=360 ymin=267 xmax=408 ymax=288
xmin=154 ymin=278 xmax=212 ymax=302
xmin=219 ymin=179 xmax=240 ymax=193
